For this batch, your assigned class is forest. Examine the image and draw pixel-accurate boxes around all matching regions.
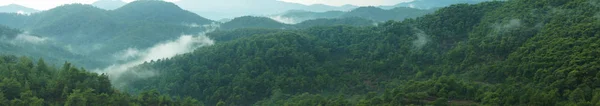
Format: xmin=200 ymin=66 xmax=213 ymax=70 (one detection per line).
xmin=0 ymin=0 xmax=599 ymax=106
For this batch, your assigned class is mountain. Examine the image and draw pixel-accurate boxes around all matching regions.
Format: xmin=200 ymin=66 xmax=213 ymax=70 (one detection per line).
xmin=220 ymin=16 xmax=291 ymax=30
xmin=120 ymin=0 xmax=600 ymax=105
xmin=173 ymin=0 xmax=358 ymax=20
xmin=0 ymin=4 xmax=38 ymax=14
xmin=92 ymin=0 xmax=126 ymax=10
xmin=294 ymin=17 xmax=375 ymax=29
xmin=341 ymin=6 xmax=435 ymax=22
xmin=220 ymin=16 xmax=375 ymax=30
xmin=113 ymin=0 xmax=213 ymax=24
xmin=271 ymin=6 xmax=435 ymax=24
xmin=381 ymin=0 xmax=493 ymax=9
xmin=0 ymin=1 xmax=215 ymax=68
xmin=0 ymin=55 xmax=203 ymax=105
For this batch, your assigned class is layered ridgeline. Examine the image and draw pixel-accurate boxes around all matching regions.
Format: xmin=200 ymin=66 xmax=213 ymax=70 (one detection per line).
xmin=220 ymin=16 xmax=375 ymax=30
xmin=0 ymin=0 xmax=215 ymax=68
xmin=0 ymin=4 xmax=38 ymax=14
xmin=270 ymin=6 xmax=435 ymax=24
xmin=0 ymin=55 xmax=202 ymax=105
xmin=379 ymin=0 xmax=492 ymax=9
xmin=120 ymin=0 xmax=600 ymax=105
xmin=172 ymin=0 xmax=358 ymax=20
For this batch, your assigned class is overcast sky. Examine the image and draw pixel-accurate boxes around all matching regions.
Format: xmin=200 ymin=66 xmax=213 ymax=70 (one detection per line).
xmin=0 ymin=0 xmax=412 ymax=10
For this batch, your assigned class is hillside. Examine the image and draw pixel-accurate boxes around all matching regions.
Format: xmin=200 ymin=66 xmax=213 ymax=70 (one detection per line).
xmin=113 ymin=0 xmax=213 ymax=25
xmin=272 ymin=6 xmax=435 ymax=24
xmin=220 ymin=16 xmax=375 ymax=30
xmin=120 ymin=0 xmax=600 ymax=105
xmin=380 ymin=0 xmax=491 ymax=9
xmin=220 ymin=16 xmax=291 ymax=30
xmin=0 ymin=1 xmax=215 ymax=68
xmin=0 ymin=55 xmax=202 ymax=105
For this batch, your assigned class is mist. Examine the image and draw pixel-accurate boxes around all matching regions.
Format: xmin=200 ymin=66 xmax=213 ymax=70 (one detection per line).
xmin=12 ymin=33 xmax=48 ymax=44
xmin=412 ymin=28 xmax=429 ymax=49
xmin=269 ymin=15 xmax=301 ymax=24
xmin=95 ymin=24 xmax=219 ymax=86
xmin=491 ymin=19 xmax=522 ymax=36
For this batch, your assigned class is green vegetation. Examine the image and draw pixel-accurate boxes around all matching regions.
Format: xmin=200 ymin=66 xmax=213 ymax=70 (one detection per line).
xmin=277 ymin=6 xmax=435 ymax=23
xmin=220 ymin=16 xmax=375 ymax=30
xmin=0 ymin=55 xmax=202 ymax=106
xmin=1 ymin=0 xmax=599 ymax=106
xmin=121 ymin=0 xmax=600 ymax=105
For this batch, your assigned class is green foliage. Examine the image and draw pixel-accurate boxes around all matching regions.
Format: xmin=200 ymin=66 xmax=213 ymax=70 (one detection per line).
xmin=342 ymin=6 xmax=435 ymax=22
xmin=121 ymin=0 xmax=600 ymax=105
xmin=220 ymin=16 xmax=291 ymax=30
xmin=0 ymin=55 xmax=201 ymax=105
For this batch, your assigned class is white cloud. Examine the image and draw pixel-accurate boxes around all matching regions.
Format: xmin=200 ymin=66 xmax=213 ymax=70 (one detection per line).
xmin=13 ymin=34 xmax=48 ymax=44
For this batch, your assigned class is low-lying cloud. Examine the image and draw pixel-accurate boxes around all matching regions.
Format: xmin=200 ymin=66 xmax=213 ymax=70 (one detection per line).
xmin=412 ymin=28 xmax=429 ymax=49
xmin=95 ymin=24 xmax=219 ymax=88
xmin=491 ymin=19 xmax=522 ymax=36
xmin=269 ymin=15 xmax=301 ymax=24
xmin=12 ymin=33 xmax=48 ymax=44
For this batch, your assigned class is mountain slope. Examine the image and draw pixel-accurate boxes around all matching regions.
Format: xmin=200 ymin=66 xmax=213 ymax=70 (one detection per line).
xmin=380 ymin=0 xmax=493 ymax=9
xmin=113 ymin=0 xmax=213 ymax=25
xmin=0 ymin=1 xmax=215 ymax=69
xmin=122 ymin=0 xmax=600 ymax=105
xmin=0 ymin=55 xmax=202 ymax=105
xmin=272 ymin=6 xmax=435 ymax=24
xmin=220 ymin=16 xmax=291 ymax=30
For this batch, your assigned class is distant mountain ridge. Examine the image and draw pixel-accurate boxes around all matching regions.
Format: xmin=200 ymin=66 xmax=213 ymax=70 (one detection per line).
xmin=270 ymin=6 xmax=436 ymax=24
xmin=0 ymin=0 xmax=215 ymax=68
xmin=380 ymin=0 xmax=494 ymax=9
xmin=0 ymin=4 xmax=38 ymax=14
xmin=173 ymin=0 xmax=358 ymax=20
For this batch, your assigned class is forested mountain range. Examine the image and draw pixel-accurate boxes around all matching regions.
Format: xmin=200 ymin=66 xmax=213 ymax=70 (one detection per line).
xmin=0 ymin=4 xmax=38 ymax=14
xmin=0 ymin=0 xmax=214 ymax=68
xmin=271 ymin=6 xmax=435 ymax=24
xmin=0 ymin=0 xmax=599 ymax=106
xmin=120 ymin=0 xmax=600 ymax=105
xmin=0 ymin=55 xmax=203 ymax=105
xmin=220 ymin=16 xmax=375 ymax=30
xmin=172 ymin=0 xmax=358 ymax=20
xmin=379 ymin=0 xmax=493 ymax=9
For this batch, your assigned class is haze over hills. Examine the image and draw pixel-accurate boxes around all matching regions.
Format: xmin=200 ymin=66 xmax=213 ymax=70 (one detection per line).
xmin=92 ymin=0 xmax=127 ymax=10
xmin=172 ymin=0 xmax=358 ymax=20
xmin=0 ymin=4 xmax=38 ymax=14
xmin=270 ymin=6 xmax=435 ymax=24
xmin=379 ymin=0 xmax=494 ymax=9
xmin=0 ymin=0 xmax=599 ymax=106
xmin=0 ymin=0 xmax=216 ymax=68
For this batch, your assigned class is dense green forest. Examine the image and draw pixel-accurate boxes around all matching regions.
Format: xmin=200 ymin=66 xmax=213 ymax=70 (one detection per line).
xmin=0 ymin=55 xmax=203 ymax=105
xmin=273 ymin=6 xmax=435 ymax=24
xmin=120 ymin=0 xmax=600 ymax=105
xmin=220 ymin=16 xmax=375 ymax=30
xmin=0 ymin=1 xmax=216 ymax=68
xmin=1 ymin=0 xmax=599 ymax=106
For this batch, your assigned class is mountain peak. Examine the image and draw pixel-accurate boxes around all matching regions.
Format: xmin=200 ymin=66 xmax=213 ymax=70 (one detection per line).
xmin=114 ymin=0 xmax=214 ymax=24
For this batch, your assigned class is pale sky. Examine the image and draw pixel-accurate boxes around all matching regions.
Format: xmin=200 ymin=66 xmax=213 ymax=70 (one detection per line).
xmin=0 ymin=0 xmax=411 ymax=10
